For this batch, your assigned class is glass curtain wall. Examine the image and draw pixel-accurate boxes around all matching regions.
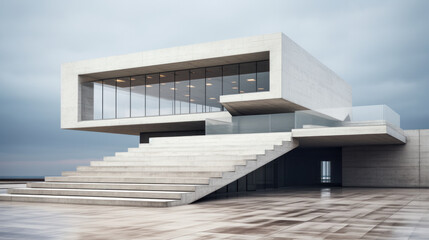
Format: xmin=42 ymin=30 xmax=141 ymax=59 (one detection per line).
xmin=80 ymin=60 xmax=269 ymax=120
xmin=160 ymin=72 xmax=175 ymax=115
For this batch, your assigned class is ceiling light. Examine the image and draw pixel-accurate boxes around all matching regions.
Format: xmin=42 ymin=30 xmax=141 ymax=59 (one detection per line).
xmin=187 ymin=85 xmax=195 ymax=88
xmin=146 ymin=85 xmax=152 ymax=88
xmin=170 ymin=88 xmax=176 ymax=90
xmin=116 ymin=79 xmax=125 ymax=83
xmin=206 ymin=83 xmax=212 ymax=86
xmin=258 ymin=87 xmax=265 ymax=90
xmin=190 ymin=99 xmax=195 ymax=102
xmin=130 ymin=78 xmax=135 ymax=81
xmin=161 ymin=83 xmax=166 ymax=85
xmin=160 ymin=74 xmax=166 ymax=78
xmin=240 ymin=90 xmax=244 ymax=93
xmin=184 ymin=94 xmax=190 ymax=97
xmin=247 ymin=78 xmax=256 ymax=82
xmin=232 ymin=87 xmax=238 ymax=90
xmin=231 ymin=81 xmax=237 ymax=84
xmin=209 ymin=97 xmax=216 ymax=100
xmin=147 ymin=76 xmax=152 ymax=79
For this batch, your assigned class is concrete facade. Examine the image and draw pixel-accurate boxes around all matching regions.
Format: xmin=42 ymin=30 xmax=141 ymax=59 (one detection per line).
xmin=343 ymin=129 xmax=429 ymax=187
xmin=61 ymin=33 xmax=351 ymax=135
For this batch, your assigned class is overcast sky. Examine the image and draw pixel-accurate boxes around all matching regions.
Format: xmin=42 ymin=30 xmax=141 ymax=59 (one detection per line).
xmin=0 ymin=0 xmax=428 ymax=176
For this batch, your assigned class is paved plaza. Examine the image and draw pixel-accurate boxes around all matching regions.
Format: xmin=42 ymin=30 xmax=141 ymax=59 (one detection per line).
xmin=1 ymin=187 xmax=429 ymax=239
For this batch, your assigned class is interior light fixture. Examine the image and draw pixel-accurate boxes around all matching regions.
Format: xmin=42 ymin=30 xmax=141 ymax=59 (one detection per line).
xmin=231 ymin=81 xmax=237 ymax=84
xmin=209 ymin=97 xmax=216 ymax=100
xmin=186 ymin=85 xmax=195 ymax=88
xmin=170 ymin=88 xmax=176 ymax=90
xmin=184 ymin=94 xmax=190 ymax=97
xmin=160 ymin=74 xmax=166 ymax=78
xmin=232 ymin=87 xmax=238 ymax=90
xmin=146 ymin=85 xmax=152 ymax=88
xmin=130 ymin=78 xmax=136 ymax=81
xmin=240 ymin=90 xmax=245 ymax=93
xmin=206 ymin=83 xmax=212 ymax=86
xmin=258 ymin=87 xmax=265 ymax=90
xmin=116 ymin=79 xmax=125 ymax=83
xmin=247 ymin=78 xmax=256 ymax=82
xmin=190 ymin=99 xmax=195 ymax=102
xmin=161 ymin=83 xmax=166 ymax=85
xmin=147 ymin=76 xmax=153 ymax=79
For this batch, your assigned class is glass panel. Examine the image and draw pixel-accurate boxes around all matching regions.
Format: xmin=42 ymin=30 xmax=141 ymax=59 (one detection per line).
xmin=116 ymin=77 xmax=130 ymax=118
xmin=175 ymin=70 xmax=190 ymax=115
xmin=146 ymin=73 xmax=160 ymax=116
xmin=205 ymin=66 xmax=222 ymax=112
xmin=160 ymin=72 xmax=175 ymax=115
xmin=103 ymin=79 xmax=116 ymax=119
xmin=239 ymin=62 xmax=257 ymax=93
xmin=222 ymin=64 xmax=239 ymax=95
xmin=257 ymin=61 xmax=269 ymax=92
xmin=131 ymin=75 xmax=145 ymax=117
xmin=190 ymin=68 xmax=205 ymax=113
xmin=81 ymin=80 xmax=102 ymax=120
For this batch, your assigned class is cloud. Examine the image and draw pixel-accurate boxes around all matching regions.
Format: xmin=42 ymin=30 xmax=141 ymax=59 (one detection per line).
xmin=0 ymin=0 xmax=428 ymax=175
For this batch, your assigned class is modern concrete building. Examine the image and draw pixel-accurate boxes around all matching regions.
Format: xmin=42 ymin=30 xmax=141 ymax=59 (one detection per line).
xmin=0 ymin=33 xmax=427 ymax=207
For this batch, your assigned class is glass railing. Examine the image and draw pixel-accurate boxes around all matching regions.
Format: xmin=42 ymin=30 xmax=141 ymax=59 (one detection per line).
xmin=205 ymin=105 xmax=400 ymax=135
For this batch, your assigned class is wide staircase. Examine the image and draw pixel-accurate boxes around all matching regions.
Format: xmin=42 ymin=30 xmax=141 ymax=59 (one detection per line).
xmin=0 ymin=132 xmax=297 ymax=207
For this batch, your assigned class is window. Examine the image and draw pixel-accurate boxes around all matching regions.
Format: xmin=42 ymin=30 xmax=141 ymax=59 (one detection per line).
xmin=116 ymin=77 xmax=130 ymax=118
xmin=205 ymin=66 xmax=222 ymax=112
xmin=222 ymin=64 xmax=239 ymax=95
xmin=103 ymin=79 xmax=116 ymax=119
xmin=145 ymin=74 xmax=160 ymax=116
xmin=239 ymin=62 xmax=257 ymax=93
xmin=80 ymin=60 xmax=269 ymax=120
xmin=257 ymin=60 xmax=269 ymax=92
xmin=321 ymin=161 xmax=331 ymax=183
xmin=175 ymin=70 xmax=190 ymax=115
xmin=160 ymin=72 xmax=174 ymax=115
xmin=190 ymin=68 xmax=205 ymax=113
xmin=131 ymin=75 xmax=146 ymax=117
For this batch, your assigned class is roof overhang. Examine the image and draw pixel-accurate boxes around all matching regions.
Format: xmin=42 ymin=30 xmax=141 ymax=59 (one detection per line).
xmin=292 ymin=124 xmax=406 ymax=147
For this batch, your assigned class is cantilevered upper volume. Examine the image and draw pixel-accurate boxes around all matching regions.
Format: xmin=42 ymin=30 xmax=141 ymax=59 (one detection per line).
xmin=61 ymin=33 xmax=351 ymax=135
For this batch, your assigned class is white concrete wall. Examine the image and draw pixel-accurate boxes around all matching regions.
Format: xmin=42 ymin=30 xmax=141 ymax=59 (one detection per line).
xmin=343 ymin=129 xmax=429 ymax=187
xmin=282 ymin=34 xmax=352 ymax=111
xmin=61 ymin=33 xmax=353 ymax=135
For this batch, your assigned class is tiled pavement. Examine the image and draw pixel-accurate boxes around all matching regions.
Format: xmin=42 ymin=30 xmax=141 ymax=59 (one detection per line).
xmin=1 ymin=187 xmax=429 ymax=239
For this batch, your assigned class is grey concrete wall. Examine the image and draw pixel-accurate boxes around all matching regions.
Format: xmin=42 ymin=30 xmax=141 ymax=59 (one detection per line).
xmin=343 ymin=129 xmax=429 ymax=187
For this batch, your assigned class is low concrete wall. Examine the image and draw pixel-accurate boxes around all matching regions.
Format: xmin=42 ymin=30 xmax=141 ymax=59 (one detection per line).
xmin=343 ymin=129 xmax=429 ymax=187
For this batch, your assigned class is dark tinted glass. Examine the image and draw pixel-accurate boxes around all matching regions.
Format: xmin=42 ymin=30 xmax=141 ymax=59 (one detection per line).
xmin=175 ymin=70 xmax=190 ymax=114
xmin=222 ymin=64 xmax=239 ymax=95
xmin=160 ymin=72 xmax=175 ymax=115
xmin=239 ymin=62 xmax=256 ymax=93
xmin=131 ymin=75 xmax=145 ymax=117
xmin=257 ymin=61 xmax=269 ymax=92
xmin=116 ymin=77 xmax=130 ymax=118
xmin=146 ymin=74 xmax=159 ymax=116
xmin=103 ymin=79 xmax=116 ymax=119
xmin=206 ymin=66 xmax=222 ymax=112
xmin=190 ymin=68 xmax=205 ymax=113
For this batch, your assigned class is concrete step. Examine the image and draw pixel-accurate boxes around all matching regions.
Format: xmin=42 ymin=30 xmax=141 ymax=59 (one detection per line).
xmin=28 ymin=182 xmax=197 ymax=192
xmin=63 ymin=171 xmax=224 ymax=178
xmin=0 ymin=194 xmax=175 ymax=207
xmin=104 ymin=155 xmax=256 ymax=161
xmin=148 ymin=132 xmax=291 ymax=144
xmin=45 ymin=176 xmax=211 ymax=185
xmin=8 ymin=188 xmax=185 ymax=200
xmin=90 ymin=160 xmax=253 ymax=167
xmin=115 ymin=150 xmax=266 ymax=157
xmin=76 ymin=166 xmax=236 ymax=172
xmin=129 ymin=145 xmax=276 ymax=152
xmin=138 ymin=141 xmax=284 ymax=149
